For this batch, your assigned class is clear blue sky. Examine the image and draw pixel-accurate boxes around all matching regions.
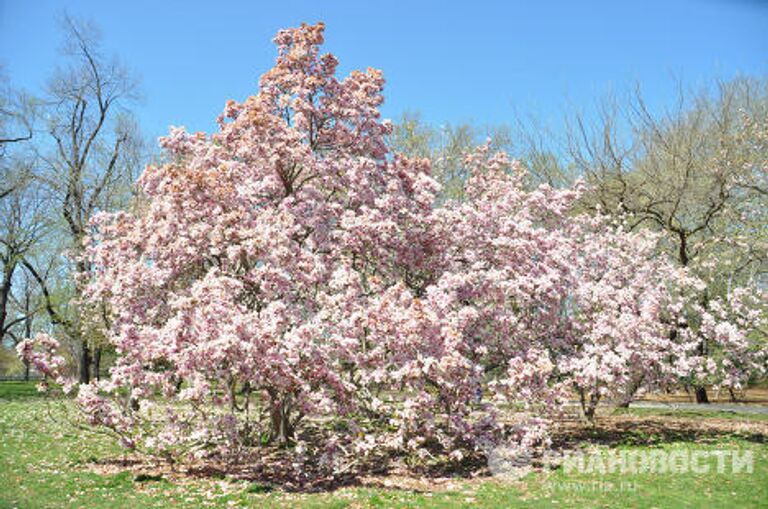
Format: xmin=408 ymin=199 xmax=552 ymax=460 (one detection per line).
xmin=1 ymin=0 xmax=766 ymax=142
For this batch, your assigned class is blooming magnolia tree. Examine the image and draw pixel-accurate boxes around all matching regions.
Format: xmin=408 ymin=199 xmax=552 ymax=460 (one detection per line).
xmin=672 ymin=281 xmax=767 ymax=396
xmin=79 ymin=22 xmax=440 ymax=456
xmin=18 ymin=23 xmax=766 ymax=476
xmin=558 ymin=221 xmax=689 ymax=418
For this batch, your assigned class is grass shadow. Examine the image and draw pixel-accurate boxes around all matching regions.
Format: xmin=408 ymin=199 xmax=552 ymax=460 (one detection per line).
xmin=553 ymin=415 xmax=766 ymax=450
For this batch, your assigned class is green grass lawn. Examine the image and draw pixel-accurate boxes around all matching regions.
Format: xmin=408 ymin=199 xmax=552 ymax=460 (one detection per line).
xmin=1 ymin=381 xmax=767 ymax=508
xmin=0 ymin=381 xmax=47 ymax=401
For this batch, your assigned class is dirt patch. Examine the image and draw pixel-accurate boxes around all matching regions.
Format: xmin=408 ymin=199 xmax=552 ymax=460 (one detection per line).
xmin=358 ymin=468 xmax=491 ymax=493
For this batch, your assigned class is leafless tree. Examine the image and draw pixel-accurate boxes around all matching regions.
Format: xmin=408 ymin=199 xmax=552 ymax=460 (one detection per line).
xmin=567 ymin=77 xmax=768 ymax=402
xmin=0 ymin=171 xmax=48 ymax=353
xmin=0 ymin=70 xmax=36 ymax=201
xmin=0 ymin=71 xmax=44 ymax=375
xmin=30 ymin=15 xmax=143 ymax=383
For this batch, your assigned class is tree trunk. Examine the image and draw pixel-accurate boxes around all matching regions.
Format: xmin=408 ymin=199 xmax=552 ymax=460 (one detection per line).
xmin=23 ymin=314 xmax=32 ymax=382
xmin=618 ymin=372 xmax=645 ymax=408
xmin=0 ymin=264 xmax=15 ymax=345
xmin=269 ymin=396 xmax=294 ymax=444
xmin=583 ymin=404 xmax=597 ymax=421
xmin=695 ymin=386 xmax=709 ymax=404
xmin=578 ymin=389 xmax=599 ymax=423
xmin=93 ymin=347 xmax=102 ymax=381
xmin=79 ymin=342 xmax=91 ymax=384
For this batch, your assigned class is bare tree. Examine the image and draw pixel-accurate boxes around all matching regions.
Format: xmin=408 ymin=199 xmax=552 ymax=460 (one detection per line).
xmin=0 ymin=72 xmax=43 ymax=372
xmin=31 ymin=15 xmax=142 ymax=383
xmin=0 ymin=71 xmax=36 ymax=201
xmin=0 ymin=172 xmax=47 ymax=351
xmin=504 ymin=109 xmax=576 ymax=188
xmin=567 ymin=77 xmax=768 ymax=403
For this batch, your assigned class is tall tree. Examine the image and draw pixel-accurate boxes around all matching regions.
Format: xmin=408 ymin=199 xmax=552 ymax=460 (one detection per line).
xmin=0 ymin=73 xmax=43 ymax=372
xmin=32 ymin=15 xmax=142 ymax=383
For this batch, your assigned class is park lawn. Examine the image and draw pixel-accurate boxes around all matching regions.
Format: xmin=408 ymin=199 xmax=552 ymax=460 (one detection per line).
xmin=0 ymin=382 xmax=47 ymax=401
xmin=1 ymin=382 xmax=767 ymax=509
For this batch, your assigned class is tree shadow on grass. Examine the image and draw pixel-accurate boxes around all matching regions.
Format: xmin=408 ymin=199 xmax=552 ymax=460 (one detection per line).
xmin=552 ymin=415 xmax=767 ymax=450
xmin=181 ymin=452 xmax=488 ymax=493
xmin=87 ymin=413 xmax=768 ymax=493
